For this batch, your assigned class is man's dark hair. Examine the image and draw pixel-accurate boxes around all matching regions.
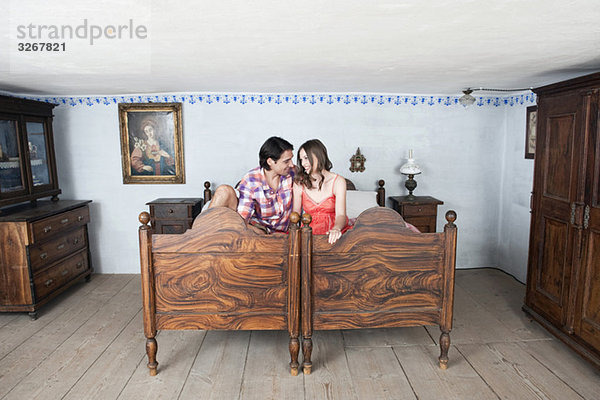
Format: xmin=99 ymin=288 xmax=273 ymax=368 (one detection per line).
xmin=259 ymin=136 xmax=293 ymax=170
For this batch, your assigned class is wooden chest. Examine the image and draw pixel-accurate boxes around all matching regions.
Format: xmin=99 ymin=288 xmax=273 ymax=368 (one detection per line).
xmin=0 ymin=200 xmax=93 ymax=319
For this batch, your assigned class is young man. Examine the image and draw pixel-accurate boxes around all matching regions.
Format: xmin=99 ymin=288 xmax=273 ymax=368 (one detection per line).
xmin=209 ymin=136 xmax=295 ymax=233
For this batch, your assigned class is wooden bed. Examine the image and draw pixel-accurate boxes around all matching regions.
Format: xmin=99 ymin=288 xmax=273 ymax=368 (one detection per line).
xmin=138 ymin=208 xmax=303 ymax=375
xmin=299 ymin=207 xmax=457 ymax=374
xmin=138 ymin=180 xmax=457 ymax=375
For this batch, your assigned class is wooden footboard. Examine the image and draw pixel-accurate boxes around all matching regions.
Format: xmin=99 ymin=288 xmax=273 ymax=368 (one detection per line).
xmin=138 ymin=208 xmax=302 ymax=375
xmin=300 ymin=207 xmax=457 ymax=373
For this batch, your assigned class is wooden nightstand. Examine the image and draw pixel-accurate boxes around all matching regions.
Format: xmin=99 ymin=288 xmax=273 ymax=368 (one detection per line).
xmin=146 ymin=198 xmax=203 ymax=234
xmin=389 ymin=196 xmax=444 ymax=233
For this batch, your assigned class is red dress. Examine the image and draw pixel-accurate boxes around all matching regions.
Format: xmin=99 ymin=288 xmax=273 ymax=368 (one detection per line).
xmin=302 ymin=176 xmax=350 ymax=235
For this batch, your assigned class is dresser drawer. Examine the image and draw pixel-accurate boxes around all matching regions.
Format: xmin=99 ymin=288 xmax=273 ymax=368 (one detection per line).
xmin=402 ymin=204 xmax=437 ymax=217
xmin=33 ymin=250 xmax=89 ymax=300
xmin=152 ymin=204 xmax=192 ymax=219
xmin=404 ymin=216 xmax=437 ymax=233
xmin=154 ymin=220 xmax=189 ymax=234
xmin=31 ymin=206 xmax=90 ymax=243
xmin=29 ymin=227 xmax=87 ymax=273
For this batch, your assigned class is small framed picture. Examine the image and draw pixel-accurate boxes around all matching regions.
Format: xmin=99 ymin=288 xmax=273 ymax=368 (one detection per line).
xmin=118 ymin=103 xmax=184 ymax=184
xmin=525 ymin=105 xmax=537 ymax=159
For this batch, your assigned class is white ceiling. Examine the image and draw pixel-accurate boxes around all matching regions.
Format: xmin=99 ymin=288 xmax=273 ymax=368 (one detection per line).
xmin=2 ymin=0 xmax=599 ymax=96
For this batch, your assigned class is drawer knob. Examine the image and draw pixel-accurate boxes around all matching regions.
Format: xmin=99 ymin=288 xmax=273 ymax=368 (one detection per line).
xmin=168 ymin=209 xmax=174 ymax=213
xmin=60 ymin=218 xmax=69 ymax=224
xmin=43 ymin=226 xmax=52 ymax=233
xmin=44 ymin=279 xmax=54 ymax=287
xmin=78 ymin=215 xmax=84 ymax=221
xmin=73 ymin=238 xmax=79 ymax=244
xmin=61 ymin=270 xmax=69 ymax=276
xmin=57 ymin=244 xmax=65 ymax=250
xmin=76 ymin=262 xmax=83 ymax=268
xmin=40 ymin=252 xmax=48 ymax=259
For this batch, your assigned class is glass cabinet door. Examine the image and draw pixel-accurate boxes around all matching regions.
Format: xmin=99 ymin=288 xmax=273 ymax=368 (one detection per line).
xmin=25 ymin=120 xmax=51 ymax=188
xmin=0 ymin=118 xmax=26 ymax=194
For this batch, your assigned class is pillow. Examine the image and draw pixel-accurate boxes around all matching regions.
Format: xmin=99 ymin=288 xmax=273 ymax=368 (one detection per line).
xmin=346 ymin=190 xmax=378 ymax=219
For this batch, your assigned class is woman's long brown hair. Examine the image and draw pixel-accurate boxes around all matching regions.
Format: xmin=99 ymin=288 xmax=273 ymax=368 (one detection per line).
xmin=295 ymin=139 xmax=333 ymax=190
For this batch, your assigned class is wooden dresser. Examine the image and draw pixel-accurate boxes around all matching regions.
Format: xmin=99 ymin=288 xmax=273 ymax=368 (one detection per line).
xmin=0 ymin=200 xmax=92 ymax=319
xmin=389 ymin=195 xmax=444 ymax=232
xmin=146 ymin=198 xmax=203 ymax=234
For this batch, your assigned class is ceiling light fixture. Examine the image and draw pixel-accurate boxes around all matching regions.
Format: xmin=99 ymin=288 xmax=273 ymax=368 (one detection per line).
xmin=459 ymin=87 xmax=533 ymax=107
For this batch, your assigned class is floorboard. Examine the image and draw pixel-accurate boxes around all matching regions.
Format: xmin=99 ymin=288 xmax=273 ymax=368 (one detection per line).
xmin=0 ymin=269 xmax=598 ymax=400
xmin=118 ymin=330 xmax=206 ymax=400
xmin=394 ymin=344 xmax=498 ymax=400
xmin=62 ymin=310 xmax=145 ymax=400
xmin=239 ymin=330 xmax=304 ymax=400
xmin=0 ymin=274 xmax=112 ymax=361
xmin=303 ymin=330 xmax=358 ymax=400
xmin=456 ymin=342 xmax=585 ymax=400
xmin=3 ymin=275 xmax=139 ymax=400
xmin=0 ymin=274 xmax=128 ymax=398
xmin=346 ymin=346 xmax=415 ymax=400
xmin=178 ymin=330 xmax=250 ymax=400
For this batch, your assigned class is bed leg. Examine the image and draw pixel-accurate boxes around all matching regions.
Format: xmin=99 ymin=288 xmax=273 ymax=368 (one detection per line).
xmin=289 ymin=336 xmax=300 ymax=376
xmin=302 ymin=336 xmax=313 ymax=374
xmin=146 ymin=337 xmax=158 ymax=376
xmin=439 ymin=331 xmax=450 ymax=369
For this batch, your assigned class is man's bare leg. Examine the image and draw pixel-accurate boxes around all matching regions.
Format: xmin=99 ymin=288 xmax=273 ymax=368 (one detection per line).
xmin=208 ymin=184 xmax=265 ymax=234
xmin=208 ymin=185 xmax=238 ymax=210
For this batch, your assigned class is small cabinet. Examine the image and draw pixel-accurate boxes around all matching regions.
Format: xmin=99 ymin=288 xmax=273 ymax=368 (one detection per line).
xmin=147 ymin=198 xmax=203 ymax=234
xmin=0 ymin=96 xmax=60 ymax=209
xmin=388 ymin=195 xmax=444 ymax=232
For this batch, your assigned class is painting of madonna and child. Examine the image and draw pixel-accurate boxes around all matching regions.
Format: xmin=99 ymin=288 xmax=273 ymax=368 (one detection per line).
xmin=118 ymin=102 xmax=184 ymax=184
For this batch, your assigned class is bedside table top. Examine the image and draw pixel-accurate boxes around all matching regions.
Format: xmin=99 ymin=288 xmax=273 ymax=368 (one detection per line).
xmin=146 ymin=198 xmax=203 ymax=205
xmin=388 ymin=196 xmax=444 ymax=206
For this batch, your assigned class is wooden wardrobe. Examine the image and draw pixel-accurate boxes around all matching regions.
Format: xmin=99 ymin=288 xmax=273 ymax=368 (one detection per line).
xmin=525 ymin=72 xmax=600 ymax=368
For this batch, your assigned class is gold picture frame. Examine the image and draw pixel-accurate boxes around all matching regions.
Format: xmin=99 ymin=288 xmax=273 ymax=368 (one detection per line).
xmin=525 ymin=105 xmax=537 ymax=159
xmin=118 ymin=102 xmax=184 ymax=184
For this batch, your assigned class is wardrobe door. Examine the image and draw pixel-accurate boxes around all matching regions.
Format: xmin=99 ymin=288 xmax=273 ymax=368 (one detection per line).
xmin=574 ymin=91 xmax=600 ymax=350
xmin=526 ymin=91 xmax=585 ymax=327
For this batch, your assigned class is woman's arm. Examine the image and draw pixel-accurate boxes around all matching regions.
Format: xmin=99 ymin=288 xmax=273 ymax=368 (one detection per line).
xmin=292 ymin=182 xmax=303 ymax=215
xmin=328 ymin=176 xmax=347 ymax=244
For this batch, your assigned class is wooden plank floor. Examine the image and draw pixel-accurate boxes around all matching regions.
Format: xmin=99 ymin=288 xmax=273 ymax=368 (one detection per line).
xmin=1 ymin=269 xmax=598 ymax=399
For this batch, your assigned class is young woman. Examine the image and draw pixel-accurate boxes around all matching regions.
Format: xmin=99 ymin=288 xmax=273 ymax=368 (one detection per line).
xmin=293 ymin=139 xmax=349 ymax=244
xmin=130 ymin=119 xmax=175 ymax=176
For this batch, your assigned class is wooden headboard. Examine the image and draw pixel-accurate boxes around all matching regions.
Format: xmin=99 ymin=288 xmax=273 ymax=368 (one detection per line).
xmin=203 ymin=179 xmax=386 ymax=207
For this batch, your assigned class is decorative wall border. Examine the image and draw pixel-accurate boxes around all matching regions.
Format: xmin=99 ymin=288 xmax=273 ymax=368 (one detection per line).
xmin=11 ymin=92 xmax=536 ymax=108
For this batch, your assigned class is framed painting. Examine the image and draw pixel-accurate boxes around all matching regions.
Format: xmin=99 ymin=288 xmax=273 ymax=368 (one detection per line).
xmin=119 ymin=102 xmax=184 ymax=184
xmin=525 ymin=105 xmax=537 ymax=159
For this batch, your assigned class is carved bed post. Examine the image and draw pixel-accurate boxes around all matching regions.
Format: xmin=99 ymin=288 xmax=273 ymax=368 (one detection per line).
xmin=376 ymin=179 xmax=386 ymax=206
xmin=139 ymin=212 xmax=158 ymax=376
xmin=439 ymin=210 xmax=457 ymax=369
xmin=287 ymin=212 xmax=301 ymax=375
xmin=300 ymin=213 xmax=313 ymax=374
xmin=203 ymin=181 xmax=212 ymax=203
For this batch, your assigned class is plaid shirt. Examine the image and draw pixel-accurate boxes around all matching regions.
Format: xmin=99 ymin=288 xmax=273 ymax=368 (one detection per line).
xmin=237 ymin=167 xmax=294 ymax=233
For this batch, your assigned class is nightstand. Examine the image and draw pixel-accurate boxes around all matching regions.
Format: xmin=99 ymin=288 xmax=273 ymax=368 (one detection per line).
xmin=388 ymin=196 xmax=444 ymax=233
xmin=146 ymin=198 xmax=203 ymax=234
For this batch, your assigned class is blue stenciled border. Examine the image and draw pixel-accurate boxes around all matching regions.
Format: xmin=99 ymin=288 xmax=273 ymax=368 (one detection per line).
xmin=16 ymin=92 xmax=536 ymax=107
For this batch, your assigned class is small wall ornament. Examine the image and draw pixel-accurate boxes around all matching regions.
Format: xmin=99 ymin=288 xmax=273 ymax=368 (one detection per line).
xmin=349 ymin=147 xmax=366 ymax=172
